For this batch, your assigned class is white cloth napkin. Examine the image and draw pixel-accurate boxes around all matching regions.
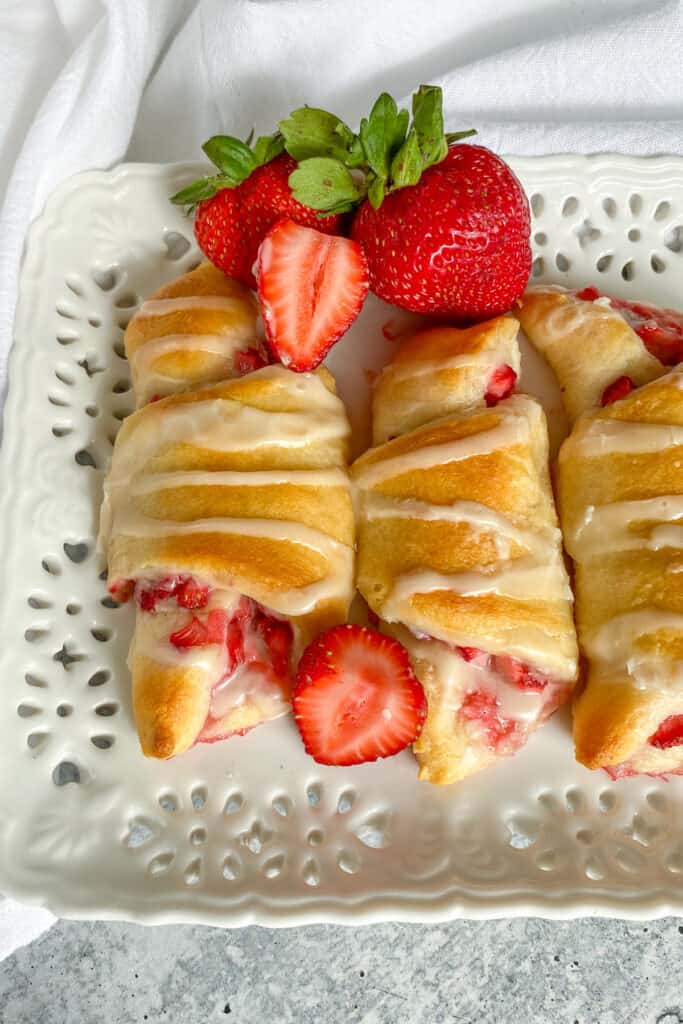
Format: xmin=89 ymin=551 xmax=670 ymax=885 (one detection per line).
xmin=0 ymin=0 xmax=681 ymax=957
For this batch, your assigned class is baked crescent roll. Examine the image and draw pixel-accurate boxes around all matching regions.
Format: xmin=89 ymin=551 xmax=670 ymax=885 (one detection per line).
xmin=558 ymin=367 xmax=683 ymax=777
xmin=515 ymin=285 xmax=666 ymax=422
xmin=352 ymin=389 xmax=578 ymax=785
xmin=371 ymin=316 xmax=520 ymax=444
xmin=101 ymin=364 xmax=355 ymax=759
xmin=125 ymin=261 xmax=263 ymax=406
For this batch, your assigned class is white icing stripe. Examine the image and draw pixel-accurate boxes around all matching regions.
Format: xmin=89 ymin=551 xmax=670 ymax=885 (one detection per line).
xmin=132 ymin=333 xmax=254 ymax=374
xmin=130 ymin=468 xmax=350 ymax=495
xmin=108 ymin=383 xmax=349 ymax=489
xmin=586 ymin=609 xmax=683 ymax=693
xmin=383 ymin=562 xmax=570 ymax=616
xmin=362 ymin=492 xmax=559 ymax=562
xmin=354 ymin=411 xmax=531 ymax=488
xmin=571 ymin=419 xmax=683 ymax=458
xmin=568 ymin=495 xmax=683 ymax=558
xmin=380 ymin=349 xmax=503 ymax=385
xmin=138 ymin=296 xmax=247 ymax=316
xmin=116 ymin=511 xmax=349 ymax=557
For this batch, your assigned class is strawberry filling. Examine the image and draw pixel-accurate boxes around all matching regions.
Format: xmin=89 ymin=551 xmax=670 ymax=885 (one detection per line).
xmin=601 ymin=375 xmax=635 ymax=406
xmin=234 ymin=347 xmax=269 ymax=376
xmin=649 ymin=714 xmax=683 ymax=750
xmin=453 ymin=645 xmax=563 ymax=754
xmin=460 ymin=690 xmax=522 ymax=749
xmin=484 ymin=364 xmax=517 ymax=406
xmin=574 ymin=287 xmax=683 ymax=365
xmin=137 ymin=575 xmax=211 ymax=612
xmin=130 ymin=575 xmax=294 ymax=747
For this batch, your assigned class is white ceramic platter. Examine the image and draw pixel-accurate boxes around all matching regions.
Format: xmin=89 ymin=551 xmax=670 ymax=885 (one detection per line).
xmin=1 ymin=157 xmax=683 ymax=926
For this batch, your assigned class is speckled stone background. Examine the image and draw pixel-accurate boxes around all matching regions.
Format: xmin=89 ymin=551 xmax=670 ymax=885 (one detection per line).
xmin=0 ymin=918 xmax=681 ymax=1022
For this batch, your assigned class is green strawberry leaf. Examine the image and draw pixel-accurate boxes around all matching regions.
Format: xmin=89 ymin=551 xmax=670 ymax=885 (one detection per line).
xmin=316 ymin=200 xmax=357 ymax=218
xmin=359 ymin=93 xmax=409 ymax=179
xmin=169 ymin=175 xmax=231 ymax=207
xmin=252 ymin=131 xmax=285 ymax=166
xmin=367 ymin=175 xmax=385 ymax=210
xmin=288 ymin=157 xmax=361 ymax=211
xmin=279 ymin=108 xmax=355 ymax=162
xmin=412 ymin=84 xmax=447 ymax=167
xmin=202 ymin=135 xmax=257 ymax=185
xmin=346 ymin=134 xmax=367 ymax=170
xmin=390 ymin=127 xmax=423 ymax=189
xmin=445 ymin=128 xmax=477 ymax=144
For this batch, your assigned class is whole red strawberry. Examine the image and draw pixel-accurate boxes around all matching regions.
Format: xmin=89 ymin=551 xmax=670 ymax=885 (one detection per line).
xmin=172 ymin=139 xmax=342 ymax=289
xmin=351 ymin=144 xmax=531 ymax=319
xmin=281 ymin=87 xmax=532 ymax=320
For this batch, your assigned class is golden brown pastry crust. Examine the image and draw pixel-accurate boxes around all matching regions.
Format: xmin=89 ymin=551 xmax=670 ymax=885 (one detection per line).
xmin=103 ymin=364 xmax=355 ymax=759
xmin=125 ymin=261 xmax=259 ymax=405
xmin=515 ymin=287 xmax=662 ymax=423
xmin=558 ymin=369 xmax=683 ymax=772
xmin=372 ymin=316 xmax=520 ymax=444
xmin=353 ymin=394 xmax=578 ymax=784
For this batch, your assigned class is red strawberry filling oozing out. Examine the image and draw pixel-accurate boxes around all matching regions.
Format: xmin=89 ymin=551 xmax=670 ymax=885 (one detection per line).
xmin=454 ymin=645 xmax=563 ymax=754
xmin=574 ymin=287 xmax=683 ymax=366
xmin=601 ymin=375 xmax=635 ymax=406
xmin=137 ymin=575 xmax=211 ymax=612
xmin=234 ymin=347 xmax=269 ymax=376
xmin=132 ymin=578 xmax=294 ymax=746
xmin=484 ymin=364 xmax=517 ymax=406
xmin=649 ymin=714 xmax=683 ymax=750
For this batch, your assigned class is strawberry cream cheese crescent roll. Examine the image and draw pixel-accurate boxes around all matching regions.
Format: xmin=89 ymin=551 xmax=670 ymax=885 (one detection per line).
xmin=124 ymin=261 xmax=265 ymax=406
xmin=558 ymin=368 xmax=683 ymax=777
xmin=515 ymin=285 xmax=683 ymax=422
xmin=352 ymin=318 xmax=578 ymax=784
xmin=101 ymin=365 xmax=355 ymax=759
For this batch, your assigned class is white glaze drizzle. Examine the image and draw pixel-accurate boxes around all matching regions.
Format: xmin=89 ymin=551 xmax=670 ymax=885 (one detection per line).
xmin=568 ymin=495 xmax=683 ymax=559
xmin=129 ymin=467 xmax=350 ymax=496
xmin=362 ymin=492 xmax=559 ymax=563
xmin=138 ymin=296 xmax=249 ymax=316
xmin=571 ymin=419 xmax=683 ymax=458
xmin=354 ymin=407 xmax=531 ymax=489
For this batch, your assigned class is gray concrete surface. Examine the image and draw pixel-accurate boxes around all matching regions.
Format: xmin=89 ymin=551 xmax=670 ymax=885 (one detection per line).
xmin=0 ymin=917 xmax=679 ymax=1023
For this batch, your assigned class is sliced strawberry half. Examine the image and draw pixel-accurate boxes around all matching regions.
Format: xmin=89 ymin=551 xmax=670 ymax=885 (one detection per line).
xmin=601 ymin=375 xmax=635 ymax=406
xmin=485 ymin=364 xmax=517 ymax=406
xmin=292 ymin=624 xmax=427 ymax=766
xmin=257 ymin=219 xmax=369 ymax=372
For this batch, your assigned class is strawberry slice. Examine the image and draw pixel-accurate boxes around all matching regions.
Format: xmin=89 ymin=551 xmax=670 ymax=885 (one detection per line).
xmin=292 ymin=624 xmax=427 ymax=766
xmin=138 ymin=576 xmax=182 ymax=611
xmin=649 ymin=714 xmax=683 ymax=750
xmin=176 ymin=577 xmax=211 ymax=609
xmin=601 ymin=375 xmax=635 ymax=406
xmin=170 ymin=609 xmax=228 ymax=648
xmin=456 ymin=645 xmax=489 ymax=666
xmin=460 ymin=689 xmax=521 ymax=749
xmin=493 ymin=654 xmax=550 ymax=691
xmin=485 ymin=364 xmax=517 ymax=406
xmin=574 ymin=286 xmax=601 ymax=302
xmin=234 ymin=347 xmax=268 ymax=376
xmin=257 ymin=219 xmax=369 ymax=372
